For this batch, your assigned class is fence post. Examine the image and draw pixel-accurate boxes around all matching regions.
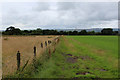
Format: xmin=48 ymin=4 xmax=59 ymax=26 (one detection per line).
xmin=48 ymin=40 xmax=51 ymax=44
xmin=41 ymin=43 xmax=43 ymax=48
xmin=17 ymin=51 xmax=20 ymax=71
xmin=48 ymin=41 xmax=49 ymax=44
xmin=34 ymin=46 xmax=36 ymax=57
xmin=45 ymin=41 xmax=47 ymax=46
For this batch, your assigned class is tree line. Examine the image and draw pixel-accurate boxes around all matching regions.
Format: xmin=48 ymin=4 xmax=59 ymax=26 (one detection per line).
xmin=2 ymin=26 xmax=118 ymax=35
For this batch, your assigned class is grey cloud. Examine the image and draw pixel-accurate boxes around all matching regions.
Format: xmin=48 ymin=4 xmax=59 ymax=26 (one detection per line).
xmin=57 ymin=2 xmax=76 ymax=10
xmin=1 ymin=2 xmax=118 ymax=30
xmin=58 ymin=2 xmax=117 ymax=21
xmin=33 ymin=2 xmax=50 ymax=11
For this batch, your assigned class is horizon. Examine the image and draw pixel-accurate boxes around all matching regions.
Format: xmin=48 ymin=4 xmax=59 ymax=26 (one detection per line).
xmin=0 ymin=27 xmax=118 ymax=31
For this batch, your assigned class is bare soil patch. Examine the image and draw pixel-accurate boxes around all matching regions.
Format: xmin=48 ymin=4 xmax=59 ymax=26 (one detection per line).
xmin=76 ymin=71 xmax=92 ymax=75
xmin=66 ymin=57 xmax=77 ymax=63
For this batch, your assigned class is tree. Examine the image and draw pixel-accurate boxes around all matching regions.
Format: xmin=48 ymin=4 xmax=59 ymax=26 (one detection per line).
xmin=73 ymin=31 xmax=78 ymax=35
xmin=87 ymin=31 xmax=95 ymax=35
xmin=13 ymin=28 xmax=22 ymax=35
xmin=43 ymin=29 xmax=51 ymax=35
xmin=68 ymin=31 xmax=73 ymax=35
xmin=4 ymin=26 xmax=22 ymax=35
xmin=30 ymin=28 xmax=43 ymax=35
xmin=6 ymin=26 xmax=15 ymax=31
xmin=22 ymin=30 xmax=30 ymax=35
xmin=59 ymin=31 xmax=64 ymax=35
xmin=101 ymin=28 xmax=113 ymax=35
xmin=113 ymin=31 xmax=118 ymax=35
xmin=95 ymin=32 xmax=101 ymax=35
xmin=80 ymin=30 xmax=87 ymax=35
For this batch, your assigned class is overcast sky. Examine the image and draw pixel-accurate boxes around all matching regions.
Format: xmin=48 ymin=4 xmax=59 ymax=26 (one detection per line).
xmin=1 ymin=2 xmax=118 ymax=30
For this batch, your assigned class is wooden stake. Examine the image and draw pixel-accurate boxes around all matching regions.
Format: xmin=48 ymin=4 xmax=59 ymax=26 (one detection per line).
xmin=17 ymin=51 xmax=20 ymax=70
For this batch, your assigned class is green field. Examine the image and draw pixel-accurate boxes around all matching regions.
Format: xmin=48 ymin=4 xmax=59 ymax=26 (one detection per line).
xmin=11 ymin=36 xmax=118 ymax=78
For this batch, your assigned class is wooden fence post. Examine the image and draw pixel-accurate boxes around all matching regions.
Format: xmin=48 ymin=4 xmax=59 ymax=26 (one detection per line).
xmin=45 ymin=41 xmax=47 ymax=46
xmin=48 ymin=40 xmax=51 ymax=44
xmin=48 ymin=41 xmax=49 ymax=44
xmin=41 ymin=43 xmax=43 ymax=48
xmin=17 ymin=51 xmax=20 ymax=70
xmin=34 ymin=46 xmax=36 ymax=57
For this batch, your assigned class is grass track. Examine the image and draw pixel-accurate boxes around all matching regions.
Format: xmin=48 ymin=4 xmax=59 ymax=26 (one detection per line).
xmin=32 ymin=36 xmax=118 ymax=78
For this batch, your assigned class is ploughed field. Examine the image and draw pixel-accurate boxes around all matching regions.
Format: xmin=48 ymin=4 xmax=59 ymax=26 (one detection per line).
xmin=2 ymin=35 xmax=58 ymax=76
xmin=33 ymin=36 xmax=118 ymax=78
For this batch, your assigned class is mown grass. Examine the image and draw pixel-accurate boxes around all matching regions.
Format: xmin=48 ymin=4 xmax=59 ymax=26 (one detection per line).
xmin=5 ymin=36 xmax=118 ymax=78
xmin=65 ymin=36 xmax=118 ymax=78
xmin=32 ymin=36 xmax=118 ymax=78
xmin=67 ymin=36 xmax=118 ymax=57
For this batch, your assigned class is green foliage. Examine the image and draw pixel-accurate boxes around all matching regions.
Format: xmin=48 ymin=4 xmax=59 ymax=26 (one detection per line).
xmin=101 ymin=28 xmax=113 ymax=35
xmin=2 ymin=26 xmax=118 ymax=35
xmin=4 ymin=26 xmax=22 ymax=35
xmin=80 ymin=30 xmax=87 ymax=35
xmin=87 ymin=31 xmax=95 ymax=35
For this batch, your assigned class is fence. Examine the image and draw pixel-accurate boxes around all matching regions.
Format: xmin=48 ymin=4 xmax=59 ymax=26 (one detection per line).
xmin=16 ymin=37 xmax=60 ymax=72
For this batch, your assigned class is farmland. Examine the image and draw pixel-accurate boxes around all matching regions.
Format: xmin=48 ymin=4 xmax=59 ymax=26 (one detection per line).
xmin=2 ymin=36 xmax=118 ymax=78
xmin=32 ymin=36 xmax=118 ymax=78
xmin=2 ymin=35 xmax=58 ymax=76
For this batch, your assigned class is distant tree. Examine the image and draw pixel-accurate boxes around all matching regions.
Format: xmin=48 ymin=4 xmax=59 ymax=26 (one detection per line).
xmin=87 ymin=31 xmax=95 ymax=35
xmin=59 ymin=31 xmax=64 ymax=35
xmin=113 ymin=31 xmax=118 ymax=35
xmin=80 ymin=30 xmax=87 ymax=35
xmin=68 ymin=31 xmax=73 ymax=35
xmin=62 ymin=31 xmax=68 ymax=35
xmin=43 ymin=29 xmax=52 ymax=35
xmin=35 ymin=28 xmax=43 ymax=35
xmin=13 ymin=28 xmax=22 ymax=35
xmin=3 ymin=26 xmax=117 ymax=35
xmin=95 ymin=32 xmax=101 ymax=35
xmin=101 ymin=28 xmax=113 ymax=35
xmin=22 ymin=30 xmax=30 ymax=35
xmin=50 ymin=30 xmax=58 ymax=35
xmin=4 ymin=26 xmax=15 ymax=35
xmin=6 ymin=26 xmax=15 ymax=31
xmin=72 ymin=31 xmax=78 ymax=35
xmin=4 ymin=26 xmax=22 ymax=35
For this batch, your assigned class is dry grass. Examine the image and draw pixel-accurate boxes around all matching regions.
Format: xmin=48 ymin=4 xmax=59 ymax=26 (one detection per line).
xmin=2 ymin=35 xmax=58 ymax=76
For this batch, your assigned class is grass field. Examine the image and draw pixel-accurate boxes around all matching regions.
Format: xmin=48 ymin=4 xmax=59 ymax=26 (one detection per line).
xmin=3 ymin=36 xmax=118 ymax=78
xmin=31 ymin=36 xmax=118 ymax=78
xmin=2 ymin=35 xmax=58 ymax=76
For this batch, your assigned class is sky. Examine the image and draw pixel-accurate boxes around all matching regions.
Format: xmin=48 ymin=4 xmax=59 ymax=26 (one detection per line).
xmin=0 ymin=2 xmax=118 ymax=30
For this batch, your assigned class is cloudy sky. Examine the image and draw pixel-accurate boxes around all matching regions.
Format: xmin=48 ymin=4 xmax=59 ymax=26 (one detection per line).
xmin=1 ymin=2 xmax=118 ymax=30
